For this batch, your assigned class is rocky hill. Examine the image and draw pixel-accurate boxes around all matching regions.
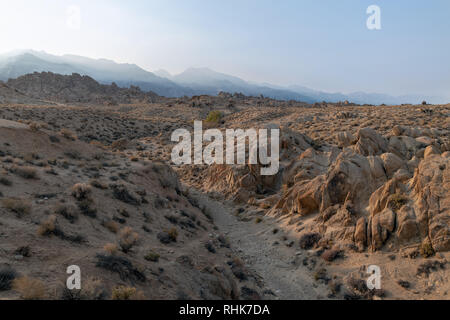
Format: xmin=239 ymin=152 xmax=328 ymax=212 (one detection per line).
xmin=0 ymin=82 xmax=44 ymax=105
xmin=6 ymin=72 xmax=159 ymax=105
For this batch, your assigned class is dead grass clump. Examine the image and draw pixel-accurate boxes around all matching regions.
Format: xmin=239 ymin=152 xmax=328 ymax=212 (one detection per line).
xmin=228 ymin=257 xmax=248 ymax=281
xmin=54 ymin=204 xmax=78 ymax=223
xmin=13 ymin=276 xmax=47 ymax=300
xmin=60 ymin=277 xmax=106 ymax=300
xmin=167 ymin=227 xmax=178 ymax=242
xmin=37 ymin=215 xmax=58 ymax=236
xmin=388 ymin=193 xmax=408 ymax=211
xmin=95 ymin=254 xmax=146 ymax=282
xmin=60 ymin=129 xmax=77 ymax=140
xmin=111 ymin=286 xmax=145 ymax=300
xmin=144 ymin=252 xmax=160 ymax=262
xmin=420 ymin=241 xmax=435 ymax=258
xmin=11 ymin=165 xmax=38 ymax=179
xmin=299 ymin=233 xmax=321 ymax=249
xmin=104 ymin=243 xmax=119 ymax=256
xmin=103 ymin=220 xmax=120 ymax=233
xmin=417 ymin=260 xmax=446 ymax=277
xmin=345 ymin=277 xmax=385 ymax=300
xmin=2 ymin=198 xmax=31 ymax=218
xmin=29 ymin=122 xmax=41 ymax=131
xmin=0 ymin=266 xmax=17 ymax=291
xmin=111 ymin=184 xmax=140 ymax=205
xmin=77 ymin=198 xmax=97 ymax=218
xmin=118 ymin=227 xmax=139 ymax=253
xmin=71 ymin=183 xmax=92 ymax=201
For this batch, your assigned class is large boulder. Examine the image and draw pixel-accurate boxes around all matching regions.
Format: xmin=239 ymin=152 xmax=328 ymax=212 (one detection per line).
xmin=411 ymin=153 xmax=450 ymax=252
xmin=353 ymin=127 xmax=388 ymax=156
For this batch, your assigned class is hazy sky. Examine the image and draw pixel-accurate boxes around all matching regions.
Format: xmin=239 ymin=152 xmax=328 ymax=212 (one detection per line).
xmin=0 ymin=0 xmax=449 ymax=98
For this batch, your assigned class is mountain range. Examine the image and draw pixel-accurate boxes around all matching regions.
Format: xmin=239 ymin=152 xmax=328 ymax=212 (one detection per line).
xmin=0 ymin=50 xmax=442 ymax=105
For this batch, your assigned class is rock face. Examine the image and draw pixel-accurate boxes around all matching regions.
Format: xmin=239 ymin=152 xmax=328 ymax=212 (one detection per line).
xmin=6 ymin=72 xmax=159 ymax=105
xmin=411 ymin=152 xmax=450 ymax=252
xmin=203 ymin=125 xmax=450 ymax=253
xmin=0 ymin=81 xmax=44 ymax=104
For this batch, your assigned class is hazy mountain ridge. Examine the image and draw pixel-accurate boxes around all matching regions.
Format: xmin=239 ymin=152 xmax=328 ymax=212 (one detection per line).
xmin=0 ymin=50 xmax=442 ymax=104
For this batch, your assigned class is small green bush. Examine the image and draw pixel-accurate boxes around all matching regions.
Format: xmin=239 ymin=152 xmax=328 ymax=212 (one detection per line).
xmin=205 ymin=111 xmax=222 ymax=123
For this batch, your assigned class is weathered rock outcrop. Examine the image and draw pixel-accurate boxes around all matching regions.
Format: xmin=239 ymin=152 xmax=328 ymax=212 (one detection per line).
xmin=6 ymin=72 xmax=159 ymax=104
xmin=203 ymin=125 xmax=450 ymax=253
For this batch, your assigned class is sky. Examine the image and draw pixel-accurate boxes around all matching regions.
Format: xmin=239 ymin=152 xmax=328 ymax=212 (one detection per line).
xmin=0 ymin=0 xmax=449 ymax=99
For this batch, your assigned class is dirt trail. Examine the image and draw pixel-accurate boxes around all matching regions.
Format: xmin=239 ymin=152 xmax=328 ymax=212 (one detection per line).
xmin=190 ymin=188 xmax=330 ymax=300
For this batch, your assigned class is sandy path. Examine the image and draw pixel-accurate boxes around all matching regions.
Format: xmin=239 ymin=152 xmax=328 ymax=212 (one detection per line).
xmin=190 ymin=188 xmax=330 ymax=300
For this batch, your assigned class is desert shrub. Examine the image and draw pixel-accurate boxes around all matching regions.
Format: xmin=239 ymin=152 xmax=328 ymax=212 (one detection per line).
xmin=37 ymin=215 xmax=58 ymax=236
xmin=95 ymin=254 xmax=146 ymax=282
xmin=347 ymin=277 xmax=369 ymax=294
xmin=111 ymin=139 xmax=129 ymax=151
xmin=2 ymin=198 xmax=31 ymax=218
xmin=388 ymin=193 xmax=408 ymax=211
xmin=54 ymin=205 xmax=78 ymax=223
xmin=299 ymin=233 xmax=321 ymax=249
xmin=322 ymin=249 xmax=342 ymax=262
xmin=11 ymin=165 xmax=38 ymax=179
xmin=118 ymin=227 xmax=139 ymax=253
xmin=13 ymin=276 xmax=47 ymax=300
xmin=314 ymin=268 xmax=329 ymax=282
xmin=103 ymin=220 xmax=120 ymax=233
xmin=37 ymin=215 xmax=84 ymax=243
xmin=397 ymin=280 xmax=410 ymax=289
xmin=144 ymin=252 xmax=160 ymax=262
xmin=228 ymin=258 xmax=248 ymax=281
xmin=417 ymin=260 xmax=446 ymax=277
xmin=60 ymin=129 xmax=77 ymax=140
xmin=65 ymin=150 xmax=82 ymax=160
xmin=71 ymin=183 xmax=92 ymax=201
xmin=29 ymin=122 xmax=41 ymax=131
xmin=49 ymin=135 xmax=60 ymax=143
xmin=104 ymin=243 xmax=119 ymax=256
xmin=14 ymin=246 xmax=31 ymax=257
xmin=79 ymin=278 xmax=106 ymax=300
xmin=328 ymin=281 xmax=341 ymax=296
xmin=0 ymin=266 xmax=17 ymax=291
xmin=90 ymin=179 xmax=108 ymax=190
xmin=111 ymin=184 xmax=139 ymax=205
xmin=205 ymin=111 xmax=222 ymax=123
xmin=420 ymin=242 xmax=435 ymax=258
xmin=0 ymin=176 xmax=12 ymax=186
xmin=205 ymin=241 xmax=216 ymax=253
xmin=77 ymin=198 xmax=97 ymax=218
xmin=111 ymin=286 xmax=145 ymax=300
xmin=167 ymin=228 xmax=178 ymax=242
